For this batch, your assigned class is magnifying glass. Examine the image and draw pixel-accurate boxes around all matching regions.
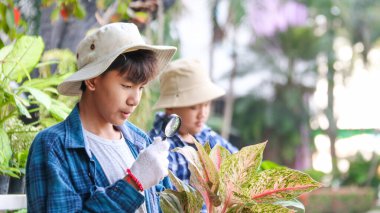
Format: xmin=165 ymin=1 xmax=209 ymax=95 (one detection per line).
xmin=162 ymin=114 xmax=181 ymax=140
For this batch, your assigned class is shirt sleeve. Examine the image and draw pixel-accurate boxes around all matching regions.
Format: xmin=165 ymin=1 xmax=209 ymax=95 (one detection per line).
xmin=167 ymin=142 xmax=191 ymax=186
xmin=26 ymin=133 xmax=145 ymax=212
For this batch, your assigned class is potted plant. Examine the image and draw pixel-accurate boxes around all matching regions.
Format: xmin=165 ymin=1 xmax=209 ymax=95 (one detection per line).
xmin=5 ymin=118 xmax=40 ymax=194
xmin=0 ymin=127 xmax=18 ymax=194
xmin=0 ymin=36 xmax=45 ymax=194
xmin=160 ymin=138 xmax=322 ymax=212
xmin=0 ymin=35 xmax=76 ymax=194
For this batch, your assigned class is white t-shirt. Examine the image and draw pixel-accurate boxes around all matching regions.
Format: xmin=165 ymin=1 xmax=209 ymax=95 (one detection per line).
xmin=85 ymin=129 xmax=146 ymax=213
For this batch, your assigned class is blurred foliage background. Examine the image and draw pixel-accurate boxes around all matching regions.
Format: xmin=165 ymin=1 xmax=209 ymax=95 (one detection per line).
xmin=1 ymin=0 xmax=380 ymax=211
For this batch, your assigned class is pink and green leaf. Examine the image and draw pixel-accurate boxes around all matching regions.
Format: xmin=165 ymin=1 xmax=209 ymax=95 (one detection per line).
xmin=193 ymin=137 xmax=219 ymax=192
xmin=209 ymin=144 xmax=231 ymax=171
xmin=244 ymin=167 xmax=322 ymax=203
xmin=218 ymin=142 xmax=267 ymax=207
xmin=172 ymin=145 xmax=203 ymax=175
xmin=161 ymin=171 xmax=204 ymax=213
xmin=173 ymin=137 xmax=221 ymax=210
xmin=168 ymin=170 xmax=194 ymax=193
xmin=162 ymin=139 xmax=321 ymax=213
xmin=203 ymin=141 xmax=212 ymax=154
xmin=160 ymin=189 xmax=203 ymax=213
xmin=160 ymin=190 xmax=184 ymax=213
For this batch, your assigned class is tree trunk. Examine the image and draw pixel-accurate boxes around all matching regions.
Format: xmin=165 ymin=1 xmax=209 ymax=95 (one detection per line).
xmin=221 ymin=28 xmax=237 ymax=139
xmin=209 ymin=0 xmax=220 ymax=81
xmin=326 ymin=51 xmax=339 ymax=180
xmin=157 ymin=0 xmax=164 ymax=44
xmin=295 ymin=121 xmax=312 ymax=170
xmin=365 ymin=152 xmax=379 ymax=186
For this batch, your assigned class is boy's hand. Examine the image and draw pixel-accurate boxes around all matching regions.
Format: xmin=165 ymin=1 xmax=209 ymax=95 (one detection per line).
xmin=129 ymin=137 xmax=170 ymax=190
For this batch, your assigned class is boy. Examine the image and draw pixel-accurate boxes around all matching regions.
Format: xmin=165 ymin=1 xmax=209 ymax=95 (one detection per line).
xmin=26 ymin=22 xmax=176 ymax=212
xmin=149 ymin=58 xmax=238 ymax=185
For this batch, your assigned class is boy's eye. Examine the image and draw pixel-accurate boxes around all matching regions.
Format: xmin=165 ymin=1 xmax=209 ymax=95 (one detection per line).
xmin=121 ymin=84 xmax=131 ymax=88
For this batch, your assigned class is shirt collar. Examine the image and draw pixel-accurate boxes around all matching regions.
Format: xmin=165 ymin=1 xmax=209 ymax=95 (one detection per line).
xmin=63 ymin=104 xmax=95 ymax=157
xmin=64 ymin=104 xmax=146 ymax=155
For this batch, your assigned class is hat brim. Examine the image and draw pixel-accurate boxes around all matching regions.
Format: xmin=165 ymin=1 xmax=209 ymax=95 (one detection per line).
xmin=57 ymin=44 xmax=176 ymax=96
xmin=153 ymin=83 xmax=226 ymax=109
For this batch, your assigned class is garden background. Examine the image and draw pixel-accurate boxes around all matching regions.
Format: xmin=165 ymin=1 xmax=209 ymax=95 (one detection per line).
xmin=1 ymin=0 xmax=380 ymax=212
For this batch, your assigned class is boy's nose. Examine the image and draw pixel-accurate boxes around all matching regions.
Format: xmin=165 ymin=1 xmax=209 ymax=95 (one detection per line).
xmin=126 ymin=90 xmax=140 ymax=106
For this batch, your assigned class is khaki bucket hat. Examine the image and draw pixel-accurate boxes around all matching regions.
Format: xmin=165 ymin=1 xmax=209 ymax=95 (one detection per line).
xmin=154 ymin=58 xmax=225 ymax=109
xmin=57 ymin=22 xmax=177 ymax=96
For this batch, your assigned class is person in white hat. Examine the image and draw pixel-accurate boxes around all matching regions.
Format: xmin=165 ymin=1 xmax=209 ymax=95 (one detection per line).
xmin=148 ymin=58 xmax=238 ymax=188
xmin=26 ymin=22 xmax=176 ymax=212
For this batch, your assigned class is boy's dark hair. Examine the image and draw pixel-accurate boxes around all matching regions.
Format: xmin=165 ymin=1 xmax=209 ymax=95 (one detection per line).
xmin=80 ymin=49 xmax=158 ymax=92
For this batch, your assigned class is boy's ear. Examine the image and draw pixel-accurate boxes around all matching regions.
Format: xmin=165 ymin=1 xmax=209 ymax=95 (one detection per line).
xmin=165 ymin=108 xmax=174 ymax=114
xmin=84 ymin=78 xmax=96 ymax=91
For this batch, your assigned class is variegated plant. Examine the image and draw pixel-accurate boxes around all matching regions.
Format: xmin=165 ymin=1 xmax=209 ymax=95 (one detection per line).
xmin=160 ymin=138 xmax=322 ymax=213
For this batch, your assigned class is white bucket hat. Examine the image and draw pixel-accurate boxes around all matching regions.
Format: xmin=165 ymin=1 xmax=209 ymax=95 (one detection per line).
xmin=154 ymin=58 xmax=225 ymax=109
xmin=57 ymin=22 xmax=177 ymax=96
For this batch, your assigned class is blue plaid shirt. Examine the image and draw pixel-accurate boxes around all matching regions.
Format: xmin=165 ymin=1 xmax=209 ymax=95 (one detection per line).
xmin=26 ymin=105 xmax=170 ymax=213
xmin=149 ymin=112 xmax=238 ymax=185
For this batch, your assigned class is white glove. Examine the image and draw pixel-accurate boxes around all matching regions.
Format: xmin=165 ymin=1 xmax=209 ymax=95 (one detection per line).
xmin=130 ymin=137 xmax=170 ymax=190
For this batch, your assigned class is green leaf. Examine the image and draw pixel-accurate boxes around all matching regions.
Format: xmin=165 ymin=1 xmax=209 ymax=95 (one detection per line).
xmin=73 ymin=3 xmax=86 ymax=19
xmin=35 ymin=60 xmax=58 ymax=68
xmin=22 ymin=73 xmax=70 ymax=89
xmin=0 ymin=44 xmax=14 ymax=75
xmin=226 ymin=202 xmax=293 ymax=213
xmin=0 ymin=44 xmax=14 ymax=61
xmin=5 ymin=8 xmax=15 ymax=29
xmin=48 ymin=99 xmax=71 ymax=121
xmin=0 ymin=164 xmax=19 ymax=177
xmin=23 ymin=87 xmax=52 ymax=109
xmin=12 ymin=94 xmax=31 ymax=118
xmin=0 ymin=128 xmax=12 ymax=166
xmin=244 ymin=168 xmax=322 ymax=203
xmin=274 ymin=199 xmax=305 ymax=212
xmin=50 ymin=8 xmax=59 ymax=22
xmin=3 ymin=36 xmax=44 ymax=81
xmin=203 ymin=142 xmax=211 ymax=155
xmin=15 ymin=149 xmax=29 ymax=170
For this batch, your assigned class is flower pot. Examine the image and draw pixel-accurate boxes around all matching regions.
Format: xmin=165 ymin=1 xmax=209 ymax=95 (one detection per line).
xmin=8 ymin=175 xmax=25 ymax=194
xmin=0 ymin=174 xmax=10 ymax=194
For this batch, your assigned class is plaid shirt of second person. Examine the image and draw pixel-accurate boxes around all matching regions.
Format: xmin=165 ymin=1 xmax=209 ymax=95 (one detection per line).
xmin=148 ymin=112 xmax=238 ymax=185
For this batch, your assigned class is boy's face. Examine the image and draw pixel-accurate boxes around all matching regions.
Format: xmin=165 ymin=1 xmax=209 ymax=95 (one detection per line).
xmin=167 ymin=102 xmax=211 ymax=135
xmin=89 ymin=70 xmax=146 ymax=126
